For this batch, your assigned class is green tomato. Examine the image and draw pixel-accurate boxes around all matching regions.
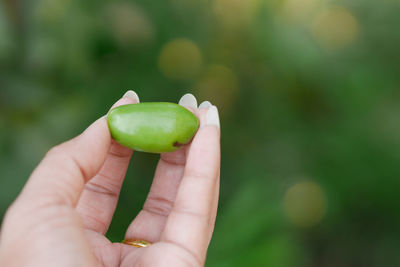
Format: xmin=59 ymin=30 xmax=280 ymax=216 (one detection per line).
xmin=107 ymin=102 xmax=199 ymax=153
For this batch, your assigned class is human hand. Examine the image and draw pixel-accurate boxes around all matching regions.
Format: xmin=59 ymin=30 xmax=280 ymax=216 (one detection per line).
xmin=0 ymin=91 xmax=220 ymax=267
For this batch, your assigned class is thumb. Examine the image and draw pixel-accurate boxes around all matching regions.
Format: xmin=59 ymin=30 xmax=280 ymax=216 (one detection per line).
xmin=20 ymin=115 xmax=112 ymax=207
xmin=0 ymin=115 xmax=112 ymax=266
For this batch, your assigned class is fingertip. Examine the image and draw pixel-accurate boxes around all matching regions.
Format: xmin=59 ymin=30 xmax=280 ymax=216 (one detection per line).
xmin=206 ymin=106 xmax=220 ymax=128
xmin=108 ymin=90 xmax=140 ymax=113
xmin=195 ymin=108 xmax=208 ymax=128
xmin=179 ymin=93 xmax=198 ymax=110
xmin=123 ymin=90 xmax=140 ymax=103
xmin=199 ymin=101 xmax=212 ymax=109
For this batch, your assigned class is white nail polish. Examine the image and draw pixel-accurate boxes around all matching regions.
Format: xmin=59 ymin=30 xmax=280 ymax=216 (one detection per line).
xmin=123 ymin=90 xmax=140 ymax=102
xmin=199 ymin=101 xmax=212 ymax=109
xmin=206 ymin=106 xmax=220 ymax=128
xmin=178 ymin=93 xmax=198 ymax=109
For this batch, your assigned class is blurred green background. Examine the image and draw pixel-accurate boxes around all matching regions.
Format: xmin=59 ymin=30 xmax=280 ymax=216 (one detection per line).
xmin=1 ymin=0 xmax=400 ymax=266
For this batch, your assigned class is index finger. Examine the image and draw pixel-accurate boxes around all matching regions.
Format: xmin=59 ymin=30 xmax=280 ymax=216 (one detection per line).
xmin=160 ymin=105 xmax=221 ymax=265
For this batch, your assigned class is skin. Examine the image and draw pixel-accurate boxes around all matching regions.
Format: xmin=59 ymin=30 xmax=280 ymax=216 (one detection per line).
xmin=0 ymin=94 xmax=220 ymax=267
xmin=108 ymin=103 xmax=199 ymax=153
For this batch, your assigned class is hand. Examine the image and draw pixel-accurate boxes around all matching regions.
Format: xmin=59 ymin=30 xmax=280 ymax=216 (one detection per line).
xmin=0 ymin=92 xmax=220 ymax=267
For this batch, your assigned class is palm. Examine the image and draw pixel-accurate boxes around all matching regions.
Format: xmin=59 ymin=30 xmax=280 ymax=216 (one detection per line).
xmin=0 ymin=94 xmax=220 ymax=267
xmin=79 ymin=141 xmax=214 ymax=267
xmin=86 ymin=232 xmax=201 ymax=267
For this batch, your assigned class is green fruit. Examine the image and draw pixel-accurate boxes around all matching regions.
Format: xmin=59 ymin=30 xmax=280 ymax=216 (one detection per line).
xmin=107 ymin=102 xmax=199 ymax=153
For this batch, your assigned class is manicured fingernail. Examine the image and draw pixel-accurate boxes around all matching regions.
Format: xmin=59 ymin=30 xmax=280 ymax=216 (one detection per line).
xmin=123 ymin=90 xmax=140 ymax=103
xmin=199 ymin=101 xmax=212 ymax=109
xmin=206 ymin=105 xmax=220 ymax=128
xmin=178 ymin=93 xmax=197 ymax=109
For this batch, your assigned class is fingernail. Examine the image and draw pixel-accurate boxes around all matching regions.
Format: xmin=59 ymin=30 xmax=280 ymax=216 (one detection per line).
xmin=123 ymin=90 xmax=140 ymax=103
xmin=199 ymin=101 xmax=212 ymax=109
xmin=206 ymin=105 xmax=220 ymax=128
xmin=178 ymin=93 xmax=197 ymax=109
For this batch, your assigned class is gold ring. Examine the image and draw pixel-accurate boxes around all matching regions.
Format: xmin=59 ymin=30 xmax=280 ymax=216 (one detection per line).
xmin=122 ymin=239 xmax=152 ymax=248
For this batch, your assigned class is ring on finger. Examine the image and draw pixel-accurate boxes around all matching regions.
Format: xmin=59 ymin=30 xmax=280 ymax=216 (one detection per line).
xmin=122 ymin=239 xmax=152 ymax=248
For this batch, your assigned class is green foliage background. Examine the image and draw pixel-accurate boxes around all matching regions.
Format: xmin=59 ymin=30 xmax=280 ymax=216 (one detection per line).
xmin=1 ymin=0 xmax=400 ymax=266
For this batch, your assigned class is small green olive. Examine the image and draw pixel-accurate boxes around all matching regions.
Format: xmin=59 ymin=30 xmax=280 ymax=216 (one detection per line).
xmin=107 ymin=102 xmax=199 ymax=153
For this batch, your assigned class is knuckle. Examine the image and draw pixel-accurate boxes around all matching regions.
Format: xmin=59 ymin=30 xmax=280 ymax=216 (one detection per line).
xmin=84 ymin=179 xmax=119 ymax=198
xmin=144 ymin=196 xmax=174 ymax=217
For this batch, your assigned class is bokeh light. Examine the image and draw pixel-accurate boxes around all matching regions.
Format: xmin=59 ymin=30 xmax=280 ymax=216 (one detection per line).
xmin=195 ymin=64 xmax=239 ymax=114
xmin=311 ymin=6 xmax=359 ymax=49
xmin=280 ymin=0 xmax=323 ymax=23
xmin=213 ymin=0 xmax=261 ymax=28
xmin=158 ymin=38 xmax=203 ymax=80
xmin=171 ymin=0 xmax=207 ymax=9
xmin=34 ymin=0 xmax=70 ymax=24
xmin=2 ymin=0 xmax=400 ymax=265
xmin=104 ymin=3 xmax=154 ymax=47
xmin=284 ymin=181 xmax=327 ymax=228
